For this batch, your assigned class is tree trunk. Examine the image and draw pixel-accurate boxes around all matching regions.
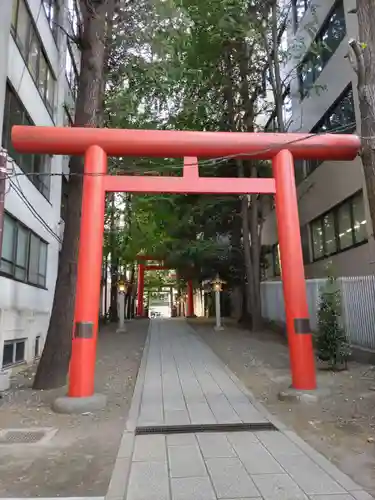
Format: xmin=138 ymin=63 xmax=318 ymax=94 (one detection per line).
xmin=33 ymin=0 xmax=109 ymax=390
xmin=350 ymin=1 xmax=375 ymax=244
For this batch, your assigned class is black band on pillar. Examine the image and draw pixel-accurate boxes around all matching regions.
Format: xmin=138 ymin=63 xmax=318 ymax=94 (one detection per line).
xmin=294 ymin=318 xmax=311 ymax=334
xmin=74 ymin=322 xmax=94 ymax=339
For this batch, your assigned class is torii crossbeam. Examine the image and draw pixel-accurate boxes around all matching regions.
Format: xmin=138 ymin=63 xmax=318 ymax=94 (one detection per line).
xmin=12 ymin=125 xmax=360 ymax=406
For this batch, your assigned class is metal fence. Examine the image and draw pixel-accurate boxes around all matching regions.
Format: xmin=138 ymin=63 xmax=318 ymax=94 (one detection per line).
xmin=260 ymin=276 xmax=375 ymax=350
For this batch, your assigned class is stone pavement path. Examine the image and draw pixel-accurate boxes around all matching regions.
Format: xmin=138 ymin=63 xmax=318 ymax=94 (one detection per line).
xmin=107 ymin=319 xmax=374 ymax=500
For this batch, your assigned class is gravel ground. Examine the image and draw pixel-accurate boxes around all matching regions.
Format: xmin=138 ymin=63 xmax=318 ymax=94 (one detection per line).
xmin=0 ymin=319 xmax=149 ymax=498
xmin=189 ymin=318 xmax=375 ymax=495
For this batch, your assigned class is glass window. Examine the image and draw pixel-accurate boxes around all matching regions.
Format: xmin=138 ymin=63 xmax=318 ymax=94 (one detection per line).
xmin=43 ymin=0 xmax=59 ymax=39
xmin=38 ymin=242 xmax=47 ymax=286
xmin=28 ymin=27 xmax=39 ymax=80
xmin=293 ymin=0 xmax=310 ymax=28
xmin=300 ymin=224 xmax=310 ymax=264
xmin=46 ymin=68 xmax=55 ymax=110
xmin=323 ymin=212 xmax=337 ymax=255
xmin=15 ymin=225 xmax=29 ymax=280
xmin=15 ymin=0 xmax=31 ymax=58
xmin=0 ymin=212 xmax=48 ymax=287
xmin=28 ymin=233 xmax=40 ymax=285
xmin=2 ymin=343 xmax=14 ymax=366
xmin=337 ymin=202 xmax=353 ymax=250
xmin=11 ymin=0 xmax=56 ymax=114
xmin=299 ymin=1 xmax=346 ymax=98
xmin=273 ymin=244 xmax=280 ymax=276
xmin=15 ymin=341 xmax=25 ymax=362
xmin=11 ymin=0 xmax=18 ymax=30
xmin=38 ymin=53 xmax=48 ymax=99
xmin=35 ymin=336 xmax=40 ymax=357
xmin=2 ymin=84 xmax=52 ymax=197
xmin=2 ymin=215 xmax=15 ymax=262
xmin=352 ymin=193 xmax=367 ymax=243
xmin=321 ymin=1 xmax=346 ymax=62
xmin=311 ymin=219 xmax=324 ymax=259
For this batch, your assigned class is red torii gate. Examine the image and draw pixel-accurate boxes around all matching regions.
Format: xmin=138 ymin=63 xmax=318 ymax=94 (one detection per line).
xmin=12 ymin=126 xmax=360 ymax=405
xmin=135 ymin=255 xmax=194 ymax=318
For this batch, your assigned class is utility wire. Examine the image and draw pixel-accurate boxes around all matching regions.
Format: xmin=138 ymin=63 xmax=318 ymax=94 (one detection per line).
xmin=0 ymin=120 xmax=363 ymax=243
xmin=4 ymin=120 xmax=362 ymax=182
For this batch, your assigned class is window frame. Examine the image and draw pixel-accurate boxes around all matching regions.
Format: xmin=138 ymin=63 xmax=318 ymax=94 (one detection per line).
xmin=298 ymin=0 xmax=346 ymax=99
xmin=2 ymin=339 xmax=27 ymax=367
xmin=42 ymin=0 xmax=60 ymax=42
xmin=65 ymin=41 xmax=79 ymax=98
xmin=0 ymin=211 xmax=48 ymax=289
xmin=2 ymin=82 xmax=52 ymax=199
xmin=292 ymin=0 xmax=311 ymax=32
xmin=309 ymin=191 xmax=367 ymax=262
xmin=11 ymin=0 xmax=57 ymax=118
xmin=302 ymin=85 xmax=356 ymax=179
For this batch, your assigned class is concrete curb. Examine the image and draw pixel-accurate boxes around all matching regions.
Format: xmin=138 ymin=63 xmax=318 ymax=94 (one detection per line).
xmin=105 ymin=322 xmax=152 ymax=500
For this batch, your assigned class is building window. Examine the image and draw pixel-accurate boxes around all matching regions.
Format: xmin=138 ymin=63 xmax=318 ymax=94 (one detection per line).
xmin=2 ymin=339 xmax=26 ymax=367
xmin=298 ymin=0 xmax=346 ymax=98
xmin=11 ymin=0 xmax=56 ymax=115
xmin=293 ymin=0 xmax=311 ymax=30
xmin=300 ymin=224 xmax=311 ymax=264
xmin=310 ymin=192 xmax=367 ymax=261
xmin=2 ymin=83 xmax=51 ymax=199
xmin=65 ymin=42 xmax=79 ymax=98
xmin=34 ymin=336 xmax=41 ymax=358
xmin=43 ymin=0 xmax=59 ymax=40
xmin=305 ymin=85 xmax=356 ymax=176
xmin=0 ymin=213 xmax=48 ymax=287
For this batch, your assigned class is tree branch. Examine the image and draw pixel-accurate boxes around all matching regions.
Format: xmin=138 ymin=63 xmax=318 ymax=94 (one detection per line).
xmin=348 ymin=38 xmax=366 ymax=88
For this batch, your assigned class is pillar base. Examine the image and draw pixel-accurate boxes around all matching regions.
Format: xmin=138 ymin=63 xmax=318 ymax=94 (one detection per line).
xmin=278 ymin=386 xmax=329 ymax=403
xmin=116 ymin=324 xmax=127 ymax=333
xmin=214 ymin=325 xmax=224 ymax=331
xmin=52 ymin=393 xmax=107 ymax=414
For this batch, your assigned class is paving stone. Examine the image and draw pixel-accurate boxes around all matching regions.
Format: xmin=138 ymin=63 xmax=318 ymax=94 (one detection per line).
xmin=187 ymin=402 xmax=216 ymax=424
xmin=205 ymin=457 xmax=260 ymax=499
xmin=308 ymin=495 xmax=355 ymax=500
xmin=167 ymin=433 xmax=197 ymax=447
xmin=168 ymin=444 xmax=207 ymax=478
xmin=117 ymin=432 xmax=134 ymax=458
xmin=278 ymin=454 xmax=346 ymax=495
xmin=127 ymin=461 xmax=169 ymax=500
xmin=165 ymin=409 xmax=191 ymax=425
xmin=227 ymin=434 xmax=284 ymax=474
xmin=252 ymin=473 xmax=308 ymax=500
xmin=352 ymin=492 xmax=375 ymax=500
xmin=133 ymin=435 xmax=166 ymax=462
xmin=196 ymin=433 xmax=236 ymax=458
xmin=256 ymin=431 xmax=304 ymax=457
xmin=170 ymin=476 xmax=217 ymax=500
xmin=205 ymin=394 xmax=242 ymax=423
xmin=226 ymin=431 xmax=259 ymax=445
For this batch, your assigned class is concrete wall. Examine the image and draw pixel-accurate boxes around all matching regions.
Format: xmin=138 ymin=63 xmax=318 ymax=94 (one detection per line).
xmin=261 ymin=0 xmax=375 ymax=278
xmin=0 ymin=0 xmax=75 ymax=368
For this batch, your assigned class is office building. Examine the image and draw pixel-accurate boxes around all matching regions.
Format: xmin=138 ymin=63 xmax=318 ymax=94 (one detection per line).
xmin=261 ymin=0 xmax=375 ymax=279
xmin=0 ymin=0 xmax=79 ymax=369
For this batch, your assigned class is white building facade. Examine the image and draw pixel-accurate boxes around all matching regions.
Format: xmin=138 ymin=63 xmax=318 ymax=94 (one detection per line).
xmin=0 ymin=0 xmax=79 ymax=369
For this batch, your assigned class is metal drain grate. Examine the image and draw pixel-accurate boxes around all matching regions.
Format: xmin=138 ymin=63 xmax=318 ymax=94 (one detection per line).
xmin=135 ymin=421 xmax=277 ymax=435
xmin=0 ymin=428 xmax=53 ymax=445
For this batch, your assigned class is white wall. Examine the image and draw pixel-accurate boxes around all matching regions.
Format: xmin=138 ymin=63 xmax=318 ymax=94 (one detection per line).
xmin=0 ymin=0 xmax=73 ymax=368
